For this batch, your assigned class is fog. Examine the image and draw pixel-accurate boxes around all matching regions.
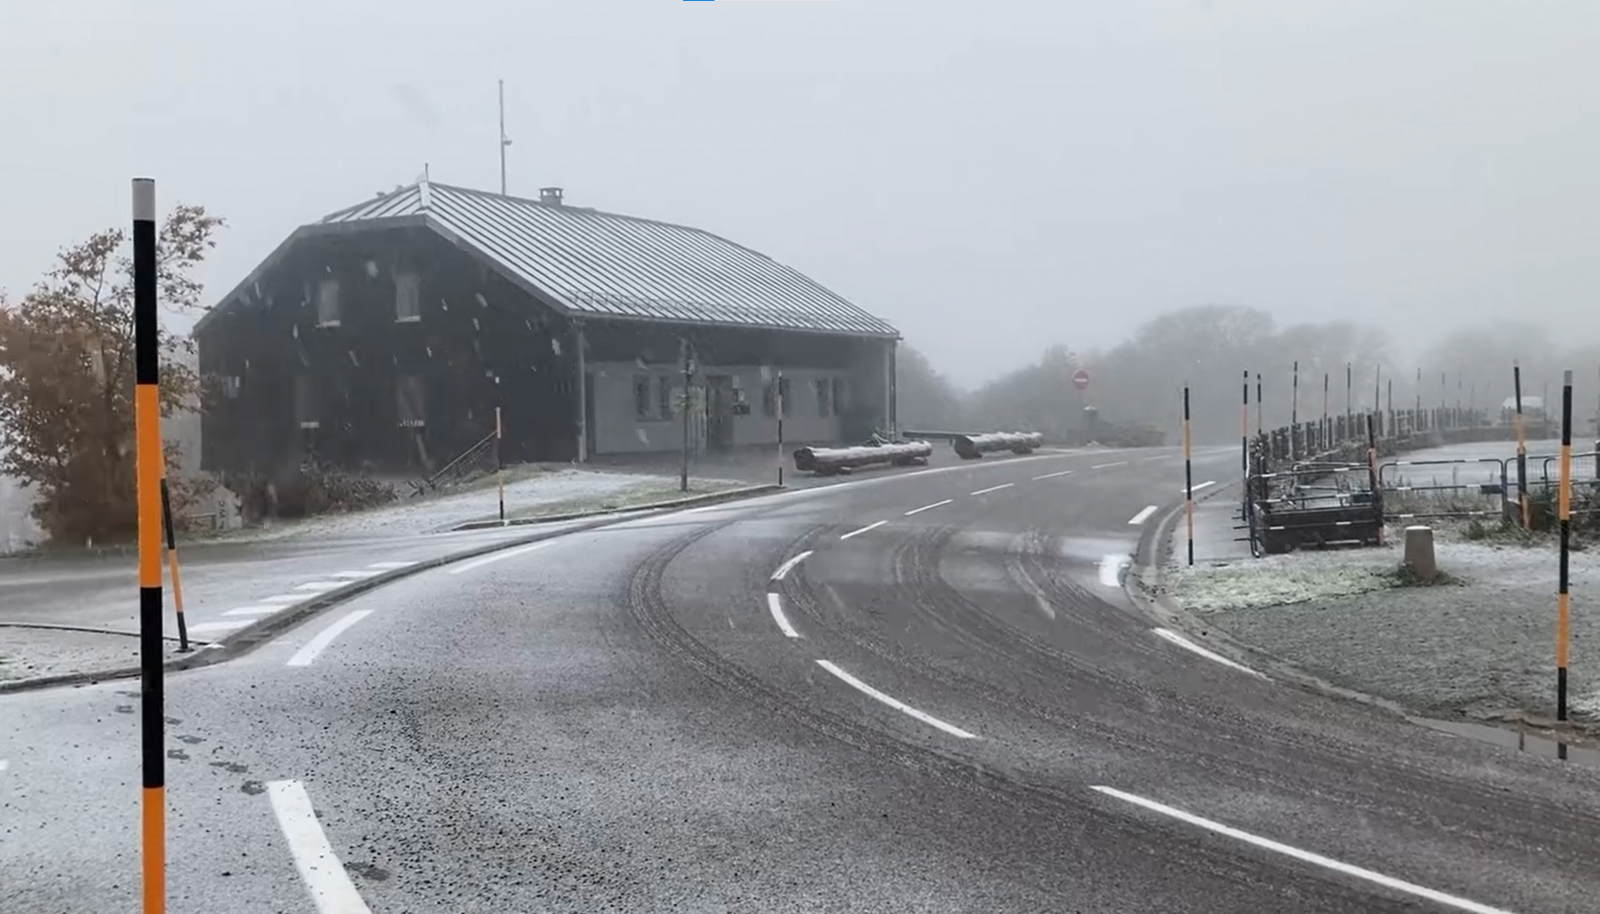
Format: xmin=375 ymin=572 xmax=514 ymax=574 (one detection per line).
xmin=5 ymin=0 xmax=1600 ymax=391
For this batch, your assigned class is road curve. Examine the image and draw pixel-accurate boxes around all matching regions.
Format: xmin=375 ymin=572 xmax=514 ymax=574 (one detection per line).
xmin=4 ymin=445 xmax=1599 ymax=913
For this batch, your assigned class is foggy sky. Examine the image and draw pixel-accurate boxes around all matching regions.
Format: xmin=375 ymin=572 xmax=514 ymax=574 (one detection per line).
xmin=4 ymin=0 xmax=1599 ymax=388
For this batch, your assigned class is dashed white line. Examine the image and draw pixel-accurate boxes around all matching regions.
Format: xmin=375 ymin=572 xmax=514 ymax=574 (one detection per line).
xmin=904 ymin=499 xmax=954 ymax=516
xmin=447 ymin=540 xmax=553 ymax=575
xmin=367 ymin=561 xmax=417 ymax=570
xmin=771 ymin=551 xmax=813 ymax=582
xmin=1141 ymin=454 xmax=1172 ymax=462
xmin=266 ymin=780 xmax=375 ymax=914
xmin=1032 ymin=470 xmax=1074 ymax=480
xmin=222 ymin=606 xmax=280 ymax=616
xmin=286 ymin=610 xmax=374 ymax=668
xmin=187 ymin=620 xmax=251 ymax=635
xmin=1098 ymin=555 xmax=1129 ymax=587
xmin=1188 ymin=480 xmax=1217 ymax=494
xmin=1090 ymin=786 xmax=1515 ymax=914
xmin=970 ymin=483 xmax=1015 ymax=496
xmin=1128 ymin=505 xmax=1159 ymax=525
xmin=766 ymin=593 xmax=800 ymax=638
xmin=815 ymin=660 xmax=978 ymax=739
xmin=292 ymin=581 xmax=346 ymax=593
xmin=1091 ymin=461 xmax=1128 ymax=469
xmin=840 ymin=520 xmax=887 ymax=541
xmin=1152 ymin=628 xmax=1267 ymax=679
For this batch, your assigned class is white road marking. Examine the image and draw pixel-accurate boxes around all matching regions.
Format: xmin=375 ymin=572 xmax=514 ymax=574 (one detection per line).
xmin=766 ymin=593 xmax=800 ymax=638
xmin=1128 ymin=505 xmax=1159 ymax=525
xmin=1032 ymin=470 xmax=1074 ymax=480
xmin=1097 ymin=555 xmax=1129 ymax=587
xmin=186 ymin=620 xmax=251 ymax=634
xmin=266 ymin=780 xmax=375 ymax=914
xmin=259 ymin=593 xmax=308 ymax=604
xmin=293 ymin=581 xmax=347 ymax=593
xmin=1187 ymin=480 xmax=1217 ymax=494
xmin=1091 ymin=461 xmax=1128 ymax=469
xmin=970 ymin=483 xmax=1014 ymax=496
xmin=1141 ymin=454 xmax=1172 ymax=462
xmin=815 ymin=660 xmax=978 ymax=739
xmin=904 ymin=499 xmax=954 ymax=516
xmin=1153 ymin=628 xmax=1267 ymax=679
xmin=447 ymin=540 xmax=553 ymax=575
xmin=840 ymin=520 xmax=887 ymax=541
xmin=286 ymin=611 xmax=375 ymax=668
xmin=1090 ymin=785 xmax=1516 ymax=914
xmin=327 ymin=570 xmax=381 ymax=580
xmin=771 ymin=551 xmax=813 ymax=582
xmin=0 ymin=759 xmax=9 ymax=773
xmin=223 ymin=606 xmax=280 ymax=616
xmin=367 ymin=561 xmax=416 ymax=570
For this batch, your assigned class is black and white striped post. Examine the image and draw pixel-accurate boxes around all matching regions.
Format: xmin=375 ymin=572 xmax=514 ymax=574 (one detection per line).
xmin=1514 ymin=362 xmax=1530 ymax=530
xmin=1240 ymin=369 xmax=1249 ymax=484
xmin=1345 ymin=362 xmax=1353 ymax=443
xmin=1255 ymin=372 xmax=1263 ymax=437
xmin=1183 ymin=384 xmax=1194 ymax=567
xmin=1321 ymin=372 xmax=1329 ymax=453
xmin=776 ymin=370 xmax=785 ymax=487
xmin=158 ymin=476 xmax=189 ymax=652
xmin=1557 ymin=370 xmax=1574 ymax=721
xmin=495 ymin=406 xmax=505 ymax=523
xmin=133 ymin=177 xmax=166 ymax=914
xmin=1290 ymin=360 xmax=1299 ymax=458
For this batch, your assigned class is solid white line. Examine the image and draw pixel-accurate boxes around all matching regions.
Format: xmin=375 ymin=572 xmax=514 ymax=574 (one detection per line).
xmin=266 ymin=780 xmax=375 ymax=914
xmin=766 ymin=593 xmax=800 ymax=638
xmin=223 ymin=606 xmax=279 ymax=616
xmin=815 ymin=660 xmax=978 ymax=739
xmin=970 ymin=483 xmax=1014 ymax=496
xmin=840 ymin=520 xmax=887 ymax=541
xmin=327 ymin=570 xmax=381 ymax=580
xmin=771 ymin=551 xmax=813 ymax=582
xmin=367 ymin=561 xmax=416 ymax=570
xmin=904 ymin=498 xmax=954 ymax=516
xmin=286 ymin=611 xmax=375 ymax=668
xmin=1187 ymin=480 xmax=1217 ymax=494
xmin=293 ymin=581 xmax=346 ymax=592
xmin=1091 ymin=461 xmax=1128 ymax=469
xmin=187 ymin=620 xmax=251 ymax=634
xmin=1153 ymin=628 xmax=1267 ymax=679
xmin=447 ymin=540 xmax=553 ymax=575
xmin=1128 ymin=505 xmax=1159 ymax=525
xmin=1090 ymin=786 xmax=1516 ymax=914
xmin=1098 ymin=555 xmax=1128 ymax=587
xmin=1032 ymin=470 xmax=1074 ymax=480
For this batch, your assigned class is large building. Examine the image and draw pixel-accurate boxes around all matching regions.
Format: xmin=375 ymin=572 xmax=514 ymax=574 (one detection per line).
xmin=195 ymin=181 xmax=900 ymax=476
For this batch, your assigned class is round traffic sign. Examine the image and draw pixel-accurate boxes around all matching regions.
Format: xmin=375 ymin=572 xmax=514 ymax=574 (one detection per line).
xmin=1072 ymin=369 xmax=1090 ymax=391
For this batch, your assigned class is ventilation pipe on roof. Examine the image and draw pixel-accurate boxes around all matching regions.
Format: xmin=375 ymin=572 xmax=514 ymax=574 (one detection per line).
xmin=540 ymin=187 xmax=564 ymax=206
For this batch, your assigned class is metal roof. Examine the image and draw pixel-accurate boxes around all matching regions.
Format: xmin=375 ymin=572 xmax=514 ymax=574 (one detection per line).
xmin=305 ymin=181 xmax=898 ymax=338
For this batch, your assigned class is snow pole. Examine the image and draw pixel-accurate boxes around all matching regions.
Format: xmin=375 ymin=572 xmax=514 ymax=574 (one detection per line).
xmin=1515 ymin=362 xmax=1529 ymax=530
xmin=1557 ymin=370 xmax=1573 ymax=721
xmin=1183 ymin=384 xmax=1194 ymax=567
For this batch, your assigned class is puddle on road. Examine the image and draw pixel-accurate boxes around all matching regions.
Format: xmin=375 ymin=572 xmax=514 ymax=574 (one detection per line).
xmin=1410 ymin=716 xmax=1600 ymax=767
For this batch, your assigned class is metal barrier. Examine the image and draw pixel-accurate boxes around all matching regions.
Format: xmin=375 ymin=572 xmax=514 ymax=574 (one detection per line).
xmin=1241 ymin=435 xmax=1381 ymax=556
xmin=1379 ymin=457 xmax=1507 ymax=521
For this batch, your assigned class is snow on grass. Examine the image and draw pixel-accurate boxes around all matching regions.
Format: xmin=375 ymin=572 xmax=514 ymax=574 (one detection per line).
xmin=1166 ymin=547 xmax=1406 ymax=614
xmin=204 ymin=469 xmax=697 ymax=542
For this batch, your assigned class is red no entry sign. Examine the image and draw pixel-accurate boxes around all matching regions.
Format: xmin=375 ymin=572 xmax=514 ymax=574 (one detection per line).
xmin=1072 ymin=369 xmax=1090 ymax=390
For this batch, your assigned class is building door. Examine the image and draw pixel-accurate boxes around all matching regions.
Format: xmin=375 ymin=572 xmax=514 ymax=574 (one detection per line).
xmin=705 ymin=375 xmax=735 ymax=451
xmin=583 ymin=371 xmax=597 ymax=460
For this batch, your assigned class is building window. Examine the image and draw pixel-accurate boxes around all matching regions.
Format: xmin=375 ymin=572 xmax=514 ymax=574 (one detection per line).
xmin=657 ymin=376 xmax=673 ymax=419
xmin=815 ymin=378 xmax=831 ymax=417
xmin=778 ymin=377 xmax=791 ymax=417
xmin=831 ymin=378 xmax=846 ymax=416
xmin=634 ymin=375 xmax=652 ymax=420
xmin=222 ymin=376 xmax=242 ymax=399
xmin=395 ymin=273 xmax=421 ymax=322
xmin=763 ymin=379 xmax=778 ymax=417
xmin=294 ymin=375 xmax=318 ymax=429
xmin=315 ymin=278 xmax=341 ymax=327
xmin=397 ymin=375 xmax=426 ymax=427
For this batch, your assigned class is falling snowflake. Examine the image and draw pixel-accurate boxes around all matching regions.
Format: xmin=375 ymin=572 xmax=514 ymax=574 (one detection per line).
xmin=551 ymin=338 xmax=562 ymax=356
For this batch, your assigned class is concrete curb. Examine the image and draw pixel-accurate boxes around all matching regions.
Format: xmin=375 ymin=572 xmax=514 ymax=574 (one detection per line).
xmin=0 ymin=484 xmax=785 ymax=696
xmin=449 ymin=483 xmax=782 ymax=531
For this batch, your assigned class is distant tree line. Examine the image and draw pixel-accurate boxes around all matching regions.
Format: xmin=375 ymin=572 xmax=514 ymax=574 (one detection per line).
xmin=897 ymin=304 xmax=1600 ymax=446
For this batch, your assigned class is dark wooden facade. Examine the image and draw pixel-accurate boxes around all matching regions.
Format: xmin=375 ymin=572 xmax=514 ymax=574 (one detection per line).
xmin=198 ymin=225 xmax=896 ymax=477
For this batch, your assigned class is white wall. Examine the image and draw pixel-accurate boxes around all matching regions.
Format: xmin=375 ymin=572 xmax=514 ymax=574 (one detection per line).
xmin=589 ymin=361 xmax=847 ymax=455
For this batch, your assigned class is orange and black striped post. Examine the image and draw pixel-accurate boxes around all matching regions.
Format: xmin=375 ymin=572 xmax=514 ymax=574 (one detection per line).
xmin=1240 ymin=369 xmax=1249 ymax=484
xmin=1514 ymin=362 xmax=1530 ymax=530
xmin=1183 ymin=384 xmax=1194 ymax=567
xmin=133 ymin=178 xmax=166 ymax=914
xmin=158 ymin=475 xmax=189 ymax=652
xmin=1557 ymin=369 xmax=1574 ymax=720
xmin=495 ymin=406 xmax=505 ymax=523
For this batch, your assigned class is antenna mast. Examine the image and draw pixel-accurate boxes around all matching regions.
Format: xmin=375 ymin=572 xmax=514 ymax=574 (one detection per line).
xmin=498 ymin=79 xmax=512 ymax=195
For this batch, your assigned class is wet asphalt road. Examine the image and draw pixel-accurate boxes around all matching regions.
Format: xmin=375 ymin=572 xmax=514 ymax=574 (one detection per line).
xmin=6 ymin=445 xmax=1600 ymax=913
